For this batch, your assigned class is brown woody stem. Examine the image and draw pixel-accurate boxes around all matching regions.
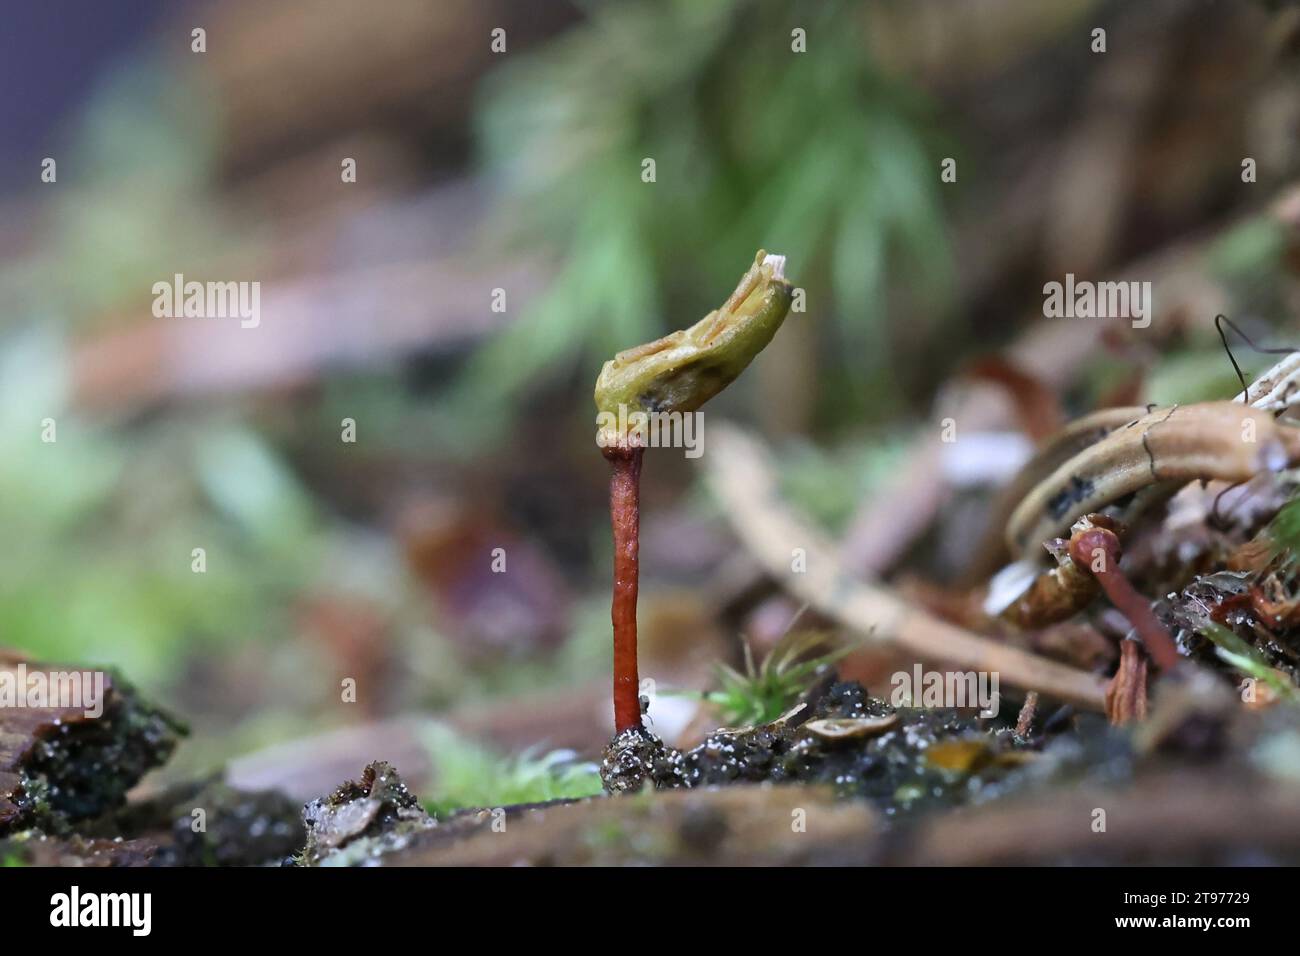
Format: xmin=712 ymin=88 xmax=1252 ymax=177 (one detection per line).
xmin=606 ymin=443 xmax=645 ymax=733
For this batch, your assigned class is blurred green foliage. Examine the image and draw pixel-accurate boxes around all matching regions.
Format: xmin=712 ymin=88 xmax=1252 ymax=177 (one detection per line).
xmin=775 ymin=432 xmax=911 ymax=531
xmin=0 ymin=330 xmax=325 ymax=683
xmin=1200 ymin=622 xmax=1298 ymax=703
xmin=1127 ymin=211 xmax=1294 ymax=409
xmin=454 ymin=0 xmax=952 ymax=441
xmin=0 ymin=58 xmax=230 ymax=328
xmin=1267 ymin=492 xmax=1300 ymax=572
xmin=0 ymin=59 xmax=305 ymax=685
xmin=420 ymin=723 xmax=603 ymax=815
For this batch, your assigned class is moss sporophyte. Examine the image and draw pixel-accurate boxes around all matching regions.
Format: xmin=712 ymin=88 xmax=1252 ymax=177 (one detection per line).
xmin=594 ymin=250 xmax=793 ymax=790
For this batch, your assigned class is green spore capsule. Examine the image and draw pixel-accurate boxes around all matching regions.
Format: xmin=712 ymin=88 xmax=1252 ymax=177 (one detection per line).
xmin=594 ymin=250 xmax=793 ymax=447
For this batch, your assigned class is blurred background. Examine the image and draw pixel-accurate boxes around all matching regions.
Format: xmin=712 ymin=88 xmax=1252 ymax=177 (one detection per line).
xmin=1 ymin=0 xmax=1298 ymax=803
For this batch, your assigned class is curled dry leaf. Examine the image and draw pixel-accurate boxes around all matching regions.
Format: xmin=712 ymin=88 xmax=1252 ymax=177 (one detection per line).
xmin=803 ymin=714 xmax=900 ymax=742
xmin=1008 ymin=401 xmax=1300 ymax=560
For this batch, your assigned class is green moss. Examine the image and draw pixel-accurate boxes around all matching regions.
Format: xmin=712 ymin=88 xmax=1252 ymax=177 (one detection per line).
xmin=419 ymin=724 xmax=603 ymax=816
xmin=702 ymin=630 xmax=851 ymax=728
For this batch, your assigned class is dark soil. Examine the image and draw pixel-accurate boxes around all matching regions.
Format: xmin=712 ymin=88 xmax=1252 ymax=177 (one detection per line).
xmin=601 ymin=680 xmax=1041 ymax=817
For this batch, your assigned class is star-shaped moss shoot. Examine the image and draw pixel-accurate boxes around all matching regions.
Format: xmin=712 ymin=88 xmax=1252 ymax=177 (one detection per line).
xmin=595 ymin=251 xmax=793 ymax=744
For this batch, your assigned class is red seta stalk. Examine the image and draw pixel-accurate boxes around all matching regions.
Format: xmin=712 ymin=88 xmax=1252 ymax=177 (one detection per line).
xmin=1069 ymin=527 xmax=1181 ymax=672
xmin=606 ymin=442 xmax=645 ymax=733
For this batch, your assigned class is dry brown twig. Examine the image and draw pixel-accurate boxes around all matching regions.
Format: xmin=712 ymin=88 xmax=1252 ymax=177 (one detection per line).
xmin=1014 ymin=691 xmax=1039 ymax=736
xmin=706 ymin=424 xmax=1108 ymax=711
